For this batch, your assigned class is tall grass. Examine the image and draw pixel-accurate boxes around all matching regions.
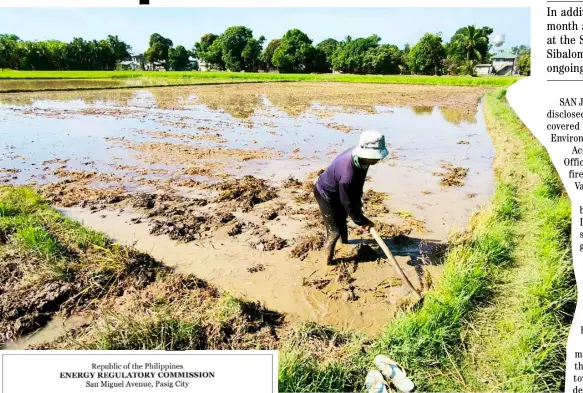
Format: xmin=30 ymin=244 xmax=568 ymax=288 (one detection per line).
xmin=0 ymin=70 xmax=520 ymax=87
xmin=459 ymin=89 xmax=575 ymax=392
xmin=367 ymin=181 xmax=517 ymax=391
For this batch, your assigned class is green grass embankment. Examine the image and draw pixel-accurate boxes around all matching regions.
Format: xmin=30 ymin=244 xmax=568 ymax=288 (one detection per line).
xmin=0 ymin=70 xmax=520 ymax=93
xmin=444 ymin=88 xmax=575 ymax=392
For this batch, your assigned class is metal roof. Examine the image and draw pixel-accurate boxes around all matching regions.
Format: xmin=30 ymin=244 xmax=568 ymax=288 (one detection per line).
xmin=491 ymin=51 xmax=517 ymax=59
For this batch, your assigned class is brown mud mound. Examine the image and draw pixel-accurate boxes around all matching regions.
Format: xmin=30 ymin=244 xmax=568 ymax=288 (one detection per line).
xmin=226 ymin=220 xmax=259 ymax=237
xmin=282 ymin=175 xmax=303 ymax=188
xmin=149 ymin=208 xmax=234 ymax=242
xmin=373 ymin=222 xmax=413 ymax=238
xmin=302 ymin=277 xmax=331 ymax=290
xmin=130 ymin=193 xmax=157 ymax=209
xmin=134 ymin=129 xmax=228 ymax=144
xmin=183 ymin=166 xmax=213 ymax=177
xmin=50 ymin=169 xmax=122 ymax=184
xmin=334 ymin=262 xmax=356 ymax=285
xmin=116 ymin=140 xmax=281 ymax=166
xmin=290 ymin=230 xmax=326 ymax=260
xmin=40 ymin=182 xmax=127 ymax=208
xmin=363 ymin=189 xmax=390 ymax=215
xmin=150 ymin=214 xmax=217 ymax=242
xmin=250 ymin=234 xmax=287 ymax=251
xmin=324 ymin=123 xmax=356 ymax=134
xmin=291 ymin=180 xmax=315 ymax=204
xmin=260 ymin=205 xmax=282 ymax=221
xmin=286 ymin=205 xmax=322 ymax=227
xmin=334 ymin=243 xmax=378 ymax=265
xmin=139 ymin=192 xmax=209 ymax=213
xmin=247 ymin=264 xmax=266 ymax=273
xmin=434 ymin=163 xmax=469 ymax=187
xmin=33 ymin=273 xmax=284 ymax=350
xmin=211 ymin=175 xmax=277 ymax=212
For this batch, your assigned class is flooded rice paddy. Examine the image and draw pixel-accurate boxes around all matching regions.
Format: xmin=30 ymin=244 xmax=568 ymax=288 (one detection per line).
xmin=0 ymin=78 xmax=212 ymax=92
xmin=0 ymin=82 xmax=494 ymax=337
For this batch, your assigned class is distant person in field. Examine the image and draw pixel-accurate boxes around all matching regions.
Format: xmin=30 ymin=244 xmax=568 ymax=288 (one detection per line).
xmin=313 ymin=130 xmax=389 ymax=265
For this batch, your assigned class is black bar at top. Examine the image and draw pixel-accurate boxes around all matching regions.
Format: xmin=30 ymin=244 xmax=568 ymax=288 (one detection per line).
xmin=140 ymin=0 xmax=149 ymax=4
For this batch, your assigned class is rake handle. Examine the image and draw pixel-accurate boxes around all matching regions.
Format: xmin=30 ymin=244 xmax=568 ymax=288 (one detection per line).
xmin=369 ymin=227 xmax=422 ymax=300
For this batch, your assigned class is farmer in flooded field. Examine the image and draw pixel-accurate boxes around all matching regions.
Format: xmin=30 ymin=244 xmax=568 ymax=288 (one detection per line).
xmin=313 ymin=130 xmax=389 ymax=265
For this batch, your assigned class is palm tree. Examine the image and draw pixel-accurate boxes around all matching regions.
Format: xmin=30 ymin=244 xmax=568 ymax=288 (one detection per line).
xmin=456 ymin=25 xmax=487 ymax=61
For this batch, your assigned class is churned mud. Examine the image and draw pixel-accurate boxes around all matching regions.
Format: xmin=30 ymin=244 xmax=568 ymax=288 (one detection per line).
xmin=50 ymin=178 xmax=442 ymax=334
xmin=434 ymin=162 xmax=470 ymax=187
xmin=0 ymin=82 xmax=494 ymax=335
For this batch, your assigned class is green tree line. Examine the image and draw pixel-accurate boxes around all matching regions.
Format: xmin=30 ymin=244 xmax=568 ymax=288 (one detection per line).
xmin=0 ymin=34 xmax=132 ymax=71
xmin=0 ymin=26 xmax=531 ymax=76
xmin=194 ymin=24 xmax=530 ymax=76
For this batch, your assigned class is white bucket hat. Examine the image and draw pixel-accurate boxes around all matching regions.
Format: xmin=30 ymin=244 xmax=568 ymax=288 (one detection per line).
xmin=353 ymin=130 xmax=389 ymax=160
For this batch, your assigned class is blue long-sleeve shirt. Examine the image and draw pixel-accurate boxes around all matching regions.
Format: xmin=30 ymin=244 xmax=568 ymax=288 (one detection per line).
xmin=315 ymin=148 xmax=369 ymax=225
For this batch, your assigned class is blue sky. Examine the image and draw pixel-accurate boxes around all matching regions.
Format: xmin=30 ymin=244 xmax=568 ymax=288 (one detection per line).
xmin=0 ymin=8 xmax=530 ymax=54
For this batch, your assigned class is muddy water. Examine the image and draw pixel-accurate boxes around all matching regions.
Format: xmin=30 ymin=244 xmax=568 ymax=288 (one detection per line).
xmin=0 ymin=78 xmax=182 ymax=92
xmin=3 ymin=315 xmax=89 ymax=349
xmin=0 ymin=83 xmax=494 ymax=334
xmin=0 ymin=79 xmax=129 ymax=91
xmin=60 ymin=206 xmax=441 ymax=335
xmin=0 ymin=83 xmax=493 ymax=237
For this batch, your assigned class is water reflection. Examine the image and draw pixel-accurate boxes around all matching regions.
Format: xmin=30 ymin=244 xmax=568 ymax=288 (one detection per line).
xmin=439 ymin=106 xmax=477 ymax=125
xmin=192 ymin=86 xmax=263 ymax=118
xmin=0 ymin=79 xmax=128 ymax=91
xmin=412 ymin=106 xmax=434 ymax=115
xmin=0 ymin=89 xmax=137 ymax=107
xmin=0 ymin=82 xmax=481 ymax=126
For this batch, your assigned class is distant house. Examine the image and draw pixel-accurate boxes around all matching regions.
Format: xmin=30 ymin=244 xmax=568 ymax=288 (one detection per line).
xmin=118 ymin=54 xmax=145 ymax=71
xmin=197 ymin=59 xmax=210 ymax=71
xmin=118 ymin=61 xmax=138 ymax=71
xmin=132 ymin=54 xmax=145 ymax=64
xmin=475 ymin=64 xmax=493 ymax=76
xmin=197 ymin=59 xmax=227 ymax=72
xmin=188 ymin=57 xmax=198 ymax=71
xmin=491 ymin=51 xmax=517 ymax=75
xmin=145 ymin=60 xmax=166 ymax=71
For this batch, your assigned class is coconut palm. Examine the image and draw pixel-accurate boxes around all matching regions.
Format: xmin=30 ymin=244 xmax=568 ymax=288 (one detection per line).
xmin=455 ymin=25 xmax=488 ymax=61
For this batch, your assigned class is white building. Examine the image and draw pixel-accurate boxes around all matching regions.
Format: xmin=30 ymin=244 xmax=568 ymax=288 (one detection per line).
xmin=119 ymin=61 xmax=139 ymax=71
xmin=475 ymin=64 xmax=493 ymax=76
xmin=145 ymin=60 xmax=166 ymax=71
xmin=117 ymin=54 xmax=145 ymax=71
xmin=490 ymin=51 xmax=517 ymax=75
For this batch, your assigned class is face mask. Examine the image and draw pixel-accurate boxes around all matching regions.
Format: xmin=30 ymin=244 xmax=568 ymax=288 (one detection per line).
xmin=353 ymin=154 xmax=369 ymax=170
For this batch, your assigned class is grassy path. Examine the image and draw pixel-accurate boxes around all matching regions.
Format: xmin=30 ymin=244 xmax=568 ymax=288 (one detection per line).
xmin=446 ymin=90 xmax=575 ymax=392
